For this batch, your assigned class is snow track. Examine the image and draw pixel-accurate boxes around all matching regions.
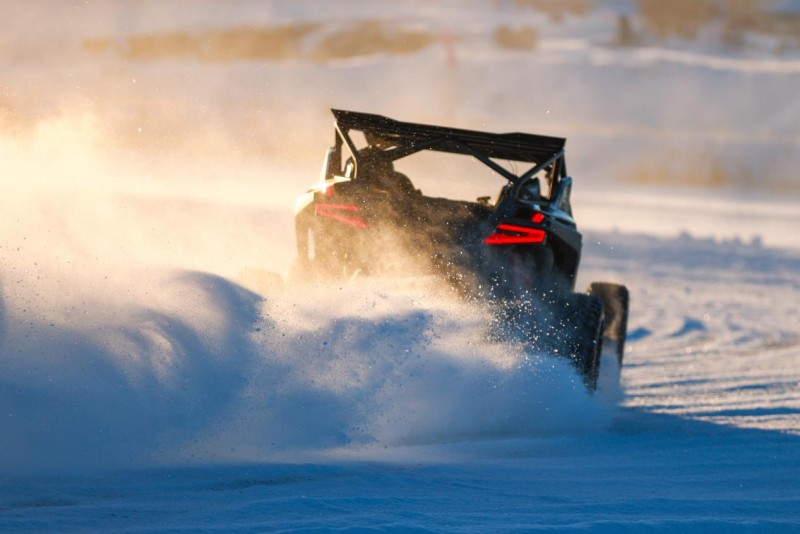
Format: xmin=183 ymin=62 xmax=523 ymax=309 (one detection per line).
xmin=2 ymin=214 xmax=800 ymax=530
xmin=581 ymin=231 xmax=800 ymax=436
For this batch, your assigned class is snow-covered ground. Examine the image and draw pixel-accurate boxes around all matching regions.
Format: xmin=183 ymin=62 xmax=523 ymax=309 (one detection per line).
xmin=1 ymin=218 xmax=798 ymax=530
xmin=1 ymin=1 xmax=800 ymax=531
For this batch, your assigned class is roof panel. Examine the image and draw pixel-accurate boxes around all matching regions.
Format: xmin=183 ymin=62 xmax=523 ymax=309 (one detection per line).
xmin=332 ymin=109 xmax=565 ymax=165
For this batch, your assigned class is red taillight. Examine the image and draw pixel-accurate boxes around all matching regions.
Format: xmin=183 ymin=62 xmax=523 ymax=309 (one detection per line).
xmin=531 ymin=212 xmax=544 ymax=223
xmin=484 ymin=224 xmax=546 ymax=245
xmin=315 ymin=203 xmax=368 ymax=228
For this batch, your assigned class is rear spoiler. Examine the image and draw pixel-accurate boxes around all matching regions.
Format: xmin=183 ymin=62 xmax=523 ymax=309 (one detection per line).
xmin=332 ymin=108 xmax=567 ymax=182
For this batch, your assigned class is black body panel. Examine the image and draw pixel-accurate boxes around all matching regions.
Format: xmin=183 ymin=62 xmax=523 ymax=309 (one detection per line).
xmin=295 ymin=109 xmax=582 ymax=299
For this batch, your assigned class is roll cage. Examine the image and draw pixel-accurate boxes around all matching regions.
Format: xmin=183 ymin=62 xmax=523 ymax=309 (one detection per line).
xmin=323 ymin=109 xmax=572 ymax=209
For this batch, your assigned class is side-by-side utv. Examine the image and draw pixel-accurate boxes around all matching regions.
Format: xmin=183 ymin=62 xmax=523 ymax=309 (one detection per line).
xmin=293 ymin=109 xmax=629 ymax=390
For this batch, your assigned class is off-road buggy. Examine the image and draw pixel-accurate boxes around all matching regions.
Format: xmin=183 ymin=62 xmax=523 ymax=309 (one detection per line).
xmin=294 ymin=109 xmax=628 ymax=390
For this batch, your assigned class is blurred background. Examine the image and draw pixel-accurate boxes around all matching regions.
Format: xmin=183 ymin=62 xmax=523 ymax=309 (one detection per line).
xmin=2 ymin=0 xmax=799 ymax=186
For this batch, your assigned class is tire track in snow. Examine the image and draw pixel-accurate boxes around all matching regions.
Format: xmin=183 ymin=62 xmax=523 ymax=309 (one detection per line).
xmin=581 ymin=229 xmax=800 ymax=435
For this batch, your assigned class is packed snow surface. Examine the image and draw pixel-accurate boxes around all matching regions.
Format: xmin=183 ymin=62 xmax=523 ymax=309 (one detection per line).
xmin=2 ymin=0 xmax=800 ymax=531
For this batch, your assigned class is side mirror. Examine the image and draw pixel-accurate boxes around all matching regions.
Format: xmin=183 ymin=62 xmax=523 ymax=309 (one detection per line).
xmin=520 ymin=178 xmax=541 ymax=201
xmin=552 ymin=177 xmax=573 ymax=216
xmin=320 ymin=146 xmax=338 ymax=181
xmin=344 ymin=159 xmax=355 ymax=178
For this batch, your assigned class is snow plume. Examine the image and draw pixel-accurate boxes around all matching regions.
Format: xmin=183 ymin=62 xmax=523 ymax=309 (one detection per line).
xmin=0 ymin=112 xmax=290 ymax=472
xmin=0 ymin=111 xmax=298 ymax=279
xmin=0 ymin=273 xmax=613 ymax=473
xmin=0 ymin=115 xmax=615 ymax=473
xmin=179 ymin=278 xmax=614 ymax=464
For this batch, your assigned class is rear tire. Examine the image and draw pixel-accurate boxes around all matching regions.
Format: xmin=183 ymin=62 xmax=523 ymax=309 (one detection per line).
xmin=489 ymin=293 xmax=605 ymax=391
xmin=294 ymin=224 xmax=367 ymax=282
xmin=587 ymin=282 xmax=629 ymax=365
xmin=541 ymin=293 xmax=605 ymax=392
